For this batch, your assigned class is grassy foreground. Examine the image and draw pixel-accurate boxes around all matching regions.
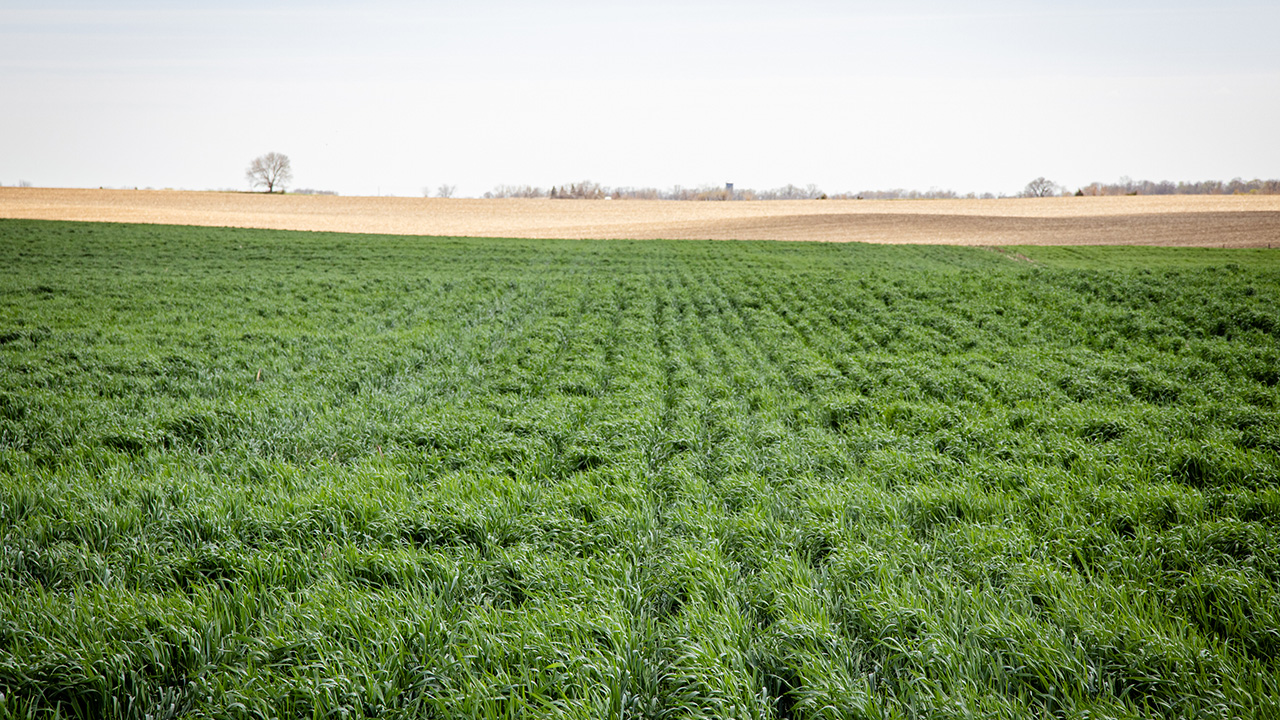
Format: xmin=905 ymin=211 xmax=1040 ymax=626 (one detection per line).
xmin=1 ymin=219 xmax=1278 ymax=719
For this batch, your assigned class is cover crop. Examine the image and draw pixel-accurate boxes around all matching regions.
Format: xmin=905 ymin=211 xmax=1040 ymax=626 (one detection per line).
xmin=1 ymin=220 xmax=1278 ymax=719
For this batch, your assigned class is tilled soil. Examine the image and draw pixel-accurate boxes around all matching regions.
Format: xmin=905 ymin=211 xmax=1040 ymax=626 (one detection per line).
xmin=3 ymin=188 xmax=1279 ymax=246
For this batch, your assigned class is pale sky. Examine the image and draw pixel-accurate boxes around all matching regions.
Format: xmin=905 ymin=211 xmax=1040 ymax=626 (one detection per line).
xmin=3 ymin=1 xmax=1278 ymax=198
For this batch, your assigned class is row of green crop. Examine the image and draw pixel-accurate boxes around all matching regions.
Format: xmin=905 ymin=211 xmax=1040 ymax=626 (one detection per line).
xmin=1 ymin=220 xmax=1278 ymax=718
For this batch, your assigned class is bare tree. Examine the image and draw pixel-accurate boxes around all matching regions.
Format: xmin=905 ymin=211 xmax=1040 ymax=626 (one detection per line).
xmin=436 ymin=184 xmax=457 ymax=198
xmin=245 ymin=152 xmax=292 ymax=193
xmin=1021 ymin=177 xmax=1059 ymax=198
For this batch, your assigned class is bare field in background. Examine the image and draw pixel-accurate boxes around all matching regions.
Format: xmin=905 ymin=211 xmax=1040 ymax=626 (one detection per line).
xmin=3 ymin=187 xmax=1280 ymax=246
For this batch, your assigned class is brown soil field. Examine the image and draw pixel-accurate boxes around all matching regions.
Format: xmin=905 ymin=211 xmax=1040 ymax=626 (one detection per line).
xmin=3 ymin=187 xmax=1280 ymax=246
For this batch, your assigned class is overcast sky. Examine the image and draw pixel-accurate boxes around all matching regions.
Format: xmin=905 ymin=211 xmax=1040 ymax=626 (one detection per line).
xmin=3 ymin=1 xmax=1278 ymax=197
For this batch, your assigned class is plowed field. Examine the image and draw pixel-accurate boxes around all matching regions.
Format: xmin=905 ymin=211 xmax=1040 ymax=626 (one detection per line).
xmin=4 ymin=187 xmax=1280 ymax=245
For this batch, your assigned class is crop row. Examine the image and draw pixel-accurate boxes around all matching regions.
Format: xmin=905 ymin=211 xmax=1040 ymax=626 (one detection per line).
xmin=0 ymin=220 xmax=1278 ymax=718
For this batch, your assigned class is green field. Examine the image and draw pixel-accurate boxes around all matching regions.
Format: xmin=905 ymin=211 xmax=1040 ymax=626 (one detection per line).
xmin=2 ymin=219 xmax=1279 ymax=719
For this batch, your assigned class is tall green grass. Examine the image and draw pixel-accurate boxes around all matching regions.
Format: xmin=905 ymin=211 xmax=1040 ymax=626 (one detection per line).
xmin=1 ymin=219 xmax=1278 ymax=718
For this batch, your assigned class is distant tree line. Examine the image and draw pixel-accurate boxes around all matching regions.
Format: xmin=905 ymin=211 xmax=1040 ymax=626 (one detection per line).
xmin=483 ymin=185 xmax=547 ymax=199
xmin=835 ymin=188 xmax=999 ymax=200
xmin=462 ymin=176 xmax=1280 ymax=200
xmin=1075 ymin=177 xmax=1280 ymax=196
xmin=551 ymin=182 xmax=608 ymax=199
xmin=481 ymin=181 xmax=995 ymax=201
xmin=482 ymin=182 xmax=834 ymax=201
